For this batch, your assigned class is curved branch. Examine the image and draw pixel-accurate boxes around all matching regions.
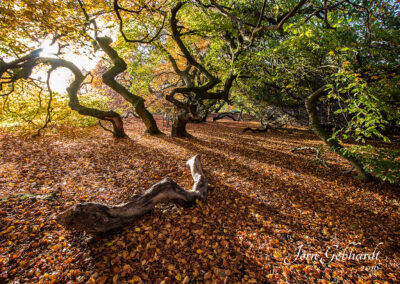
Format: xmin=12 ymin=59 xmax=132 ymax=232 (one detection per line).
xmin=306 ymin=86 xmax=372 ymax=181
xmin=98 ymin=120 xmax=116 ymax=134
xmin=291 ymin=146 xmax=330 ymax=168
xmin=113 ymin=0 xmax=166 ymax=44
xmin=56 ymin=155 xmax=207 ymax=233
xmin=250 ymin=0 xmax=308 ymax=40
xmin=40 ymin=58 xmax=127 ymax=137
xmin=1 ymin=51 xmax=127 ymax=137
xmin=33 ymin=67 xmax=55 ymax=137
xmin=213 ymin=111 xmax=241 ymax=122
xmin=170 ymin=2 xmax=220 ymax=86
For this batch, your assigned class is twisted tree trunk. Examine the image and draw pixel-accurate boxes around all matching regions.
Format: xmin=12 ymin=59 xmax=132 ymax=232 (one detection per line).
xmin=43 ymin=58 xmax=127 ymax=137
xmin=96 ymin=37 xmax=161 ymax=135
xmin=56 ymin=155 xmax=207 ymax=234
xmin=171 ymin=112 xmax=191 ymax=137
xmin=306 ymin=86 xmax=372 ymax=181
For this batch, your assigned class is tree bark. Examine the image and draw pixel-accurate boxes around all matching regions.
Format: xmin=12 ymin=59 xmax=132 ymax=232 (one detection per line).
xmin=0 ymin=52 xmax=127 ymax=137
xmin=134 ymin=100 xmax=161 ymax=134
xmin=305 ymin=86 xmax=372 ymax=181
xmin=43 ymin=58 xmax=127 ymax=138
xmin=96 ymin=37 xmax=161 ymax=135
xmin=56 ymin=155 xmax=207 ymax=234
xmin=171 ymin=112 xmax=191 ymax=137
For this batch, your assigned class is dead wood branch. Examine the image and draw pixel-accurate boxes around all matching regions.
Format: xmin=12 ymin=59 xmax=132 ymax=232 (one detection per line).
xmin=56 ymin=155 xmax=207 ymax=234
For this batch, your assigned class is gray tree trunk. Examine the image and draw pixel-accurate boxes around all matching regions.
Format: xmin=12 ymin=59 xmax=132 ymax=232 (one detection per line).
xmin=56 ymin=155 xmax=207 ymax=233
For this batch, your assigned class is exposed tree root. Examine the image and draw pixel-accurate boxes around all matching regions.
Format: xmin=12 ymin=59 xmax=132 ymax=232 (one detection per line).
xmin=343 ymin=165 xmax=355 ymax=174
xmin=56 ymin=155 xmax=207 ymax=234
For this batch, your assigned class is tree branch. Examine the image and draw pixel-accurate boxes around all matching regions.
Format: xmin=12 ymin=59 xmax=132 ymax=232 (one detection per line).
xmin=56 ymin=155 xmax=208 ymax=233
xmin=113 ymin=0 xmax=166 ymax=44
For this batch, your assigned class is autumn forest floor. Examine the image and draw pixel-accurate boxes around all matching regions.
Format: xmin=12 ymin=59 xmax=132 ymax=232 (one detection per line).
xmin=0 ymin=118 xmax=399 ymax=283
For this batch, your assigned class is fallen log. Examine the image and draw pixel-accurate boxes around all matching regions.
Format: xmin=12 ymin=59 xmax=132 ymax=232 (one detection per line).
xmin=56 ymin=155 xmax=207 ymax=234
xmin=343 ymin=165 xmax=355 ymax=174
xmin=242 ymin=121 xmax=285 ymax=133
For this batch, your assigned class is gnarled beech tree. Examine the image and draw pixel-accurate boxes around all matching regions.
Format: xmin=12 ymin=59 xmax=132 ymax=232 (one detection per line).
xmin=156 ymin=0 xmax=308 ymax=137
xmin=0 ymin=51 xmax=127 ymax=137
xmin=78 ymin=0 xmax=161 ymax=135
xmin=163 ymin=2 xmax=237 ymax=137
xmin=56 ymin=155 xmax=207 ymax=234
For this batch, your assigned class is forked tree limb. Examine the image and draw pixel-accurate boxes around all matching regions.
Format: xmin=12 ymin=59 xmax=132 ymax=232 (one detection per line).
xmin=56 ymin=155 xmax=207 ymax=234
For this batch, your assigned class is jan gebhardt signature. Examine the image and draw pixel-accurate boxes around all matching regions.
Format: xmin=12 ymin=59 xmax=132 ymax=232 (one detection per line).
xmin=284 ymin=242 xmax=383 ymax=270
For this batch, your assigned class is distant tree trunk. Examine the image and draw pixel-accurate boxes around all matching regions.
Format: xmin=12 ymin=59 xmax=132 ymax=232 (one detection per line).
xmin=237 ymin=109 xmax=243 ymax=121
xmin=56 ymin=155 xmax=207 ymax=234
xmin=189 ymin=110 xmax=210 ymax=123
xmin=306 ymin=86 xmax=372 ymax=181
xmin=200 ymin=113 xmax=209 ymax=122
xmin=171 ymin=112 xmax=191 ymax=137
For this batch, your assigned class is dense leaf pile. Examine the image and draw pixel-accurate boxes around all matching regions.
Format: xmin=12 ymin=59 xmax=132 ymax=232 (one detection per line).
xmin=1 ymin=118 xmax=399 ymax=283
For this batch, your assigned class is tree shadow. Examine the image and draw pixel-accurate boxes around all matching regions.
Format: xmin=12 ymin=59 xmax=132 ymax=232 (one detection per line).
xmin=1 ymin=123 xmax=399 ymax=283
xmin=79 ymin=133 xmax=399 ymax=282
xmin=157 ymin=134 xmax=400 ymax=249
